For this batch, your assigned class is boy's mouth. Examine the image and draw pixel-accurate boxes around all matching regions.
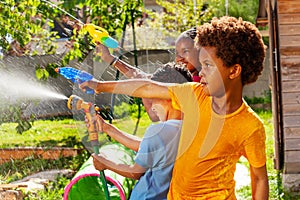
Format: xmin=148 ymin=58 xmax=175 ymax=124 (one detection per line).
xmin=200 ymin=80 xmax=207 ymax=87
xmin=176 ymin=59 xmax=188 ymax=66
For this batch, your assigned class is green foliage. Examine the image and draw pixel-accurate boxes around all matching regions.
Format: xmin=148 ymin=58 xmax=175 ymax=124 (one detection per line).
xmin=244 ymin=90 xmax=272 ymax=104
xmin=0 ymin=0 xmax=144 ymax=133
xmin=35 ymin=67 xmax=50 ymax=81
xmin=113 ymin=101 xmax=147 ymax=119
xmin=48 ymin=0 xmax=144 ymax=69
xmin=0 ymin=0 xmax=57 ymax=57
xmin=150 ymin=0 xmax=213 ymax=33
xmin=0 ymin=104 xmax=34 ymax=134
xmin=206 ymin=0 xmax=259 ymax=24
xmin=113 ymin=102 xmax=131 ymax=119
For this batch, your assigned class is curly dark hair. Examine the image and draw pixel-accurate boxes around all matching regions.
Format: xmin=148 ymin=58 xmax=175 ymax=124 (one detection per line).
xmin=151 ymin=62 xmax=193 ymax=83
xmin=195 ymin=16 xmax=266 ymax=85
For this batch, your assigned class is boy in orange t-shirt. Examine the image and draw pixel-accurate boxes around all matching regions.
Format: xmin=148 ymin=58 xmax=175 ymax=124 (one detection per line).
xmin=80 ymin=16 xmax=269 ymax=199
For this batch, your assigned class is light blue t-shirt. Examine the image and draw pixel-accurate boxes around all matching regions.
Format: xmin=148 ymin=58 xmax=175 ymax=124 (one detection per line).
xmin=130 ymin=119 xmax=182 ymax=200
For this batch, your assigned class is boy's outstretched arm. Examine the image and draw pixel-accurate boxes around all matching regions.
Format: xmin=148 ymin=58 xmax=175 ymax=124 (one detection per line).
xmin=250 ymin=165 xmax=269 ymax=200
xmin=92 ymin=153 xmax=145 ymax=180
xmin=94 ymin=115 xmax=141 ymax=152
xmin=79 ymin=79 xmax=171 ymax=99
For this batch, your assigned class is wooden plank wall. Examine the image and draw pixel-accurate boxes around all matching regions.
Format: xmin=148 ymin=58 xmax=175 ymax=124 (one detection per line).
xmin=277 ymin=0 xmax=300 ymax=173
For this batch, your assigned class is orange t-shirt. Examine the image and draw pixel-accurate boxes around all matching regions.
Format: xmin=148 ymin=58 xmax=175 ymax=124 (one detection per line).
xmin=167 ymin=82 xmax=266 ymax=200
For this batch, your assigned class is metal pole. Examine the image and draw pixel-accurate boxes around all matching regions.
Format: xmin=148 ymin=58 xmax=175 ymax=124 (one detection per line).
xmin=225 ymin=0 xmax=228 ymax=16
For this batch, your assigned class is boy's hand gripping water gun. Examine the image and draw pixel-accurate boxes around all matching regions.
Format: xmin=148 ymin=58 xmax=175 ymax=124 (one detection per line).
xmin=83 ymin=24 xmax=118 ymax=49
xmin=55 ymin=66 xmax=94 ymax=94
xmin=67 ymin=95 xmax=111 ymax=200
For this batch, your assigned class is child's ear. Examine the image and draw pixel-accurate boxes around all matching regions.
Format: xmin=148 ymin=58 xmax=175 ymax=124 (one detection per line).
xmin=229 ymin=64 xmax=242 ymax=79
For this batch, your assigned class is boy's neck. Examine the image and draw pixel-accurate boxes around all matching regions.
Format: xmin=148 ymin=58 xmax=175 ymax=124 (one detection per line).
xmin=212 ymin=81 xmax=244 ymax=114
xmin=212 ymin=94 xmax=243 ymax=115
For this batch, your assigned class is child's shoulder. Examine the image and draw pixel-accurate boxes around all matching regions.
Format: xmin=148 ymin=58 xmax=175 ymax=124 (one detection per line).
xmin=238 ymin=101 xmax=265 ymax=127
xmin=144 ymin=120 xmax=182 ymax=137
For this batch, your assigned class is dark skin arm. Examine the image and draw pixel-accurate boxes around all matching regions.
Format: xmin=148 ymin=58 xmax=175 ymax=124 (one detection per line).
xmin=96 ymin=43 xmax=151 ymax=79
xmin=250 ymin=164 xmax=269 ymax=199
xmin=79 ymin=78 xmax=172 ymax=100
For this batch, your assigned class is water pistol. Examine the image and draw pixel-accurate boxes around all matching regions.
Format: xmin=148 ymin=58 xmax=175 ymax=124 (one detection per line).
xmin=83 ymin=24 xmax=118 ymax=49
xmin=55 ymin=66 xmax=94 ymax=94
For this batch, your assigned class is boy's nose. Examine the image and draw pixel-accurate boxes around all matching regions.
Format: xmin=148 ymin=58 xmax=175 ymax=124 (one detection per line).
xmin=198 ymin=69 xmax=204 ymax=78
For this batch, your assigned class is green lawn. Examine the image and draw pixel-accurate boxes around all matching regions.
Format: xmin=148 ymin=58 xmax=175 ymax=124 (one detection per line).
xmin=0 ymin=118 xmax=83 ymax=148
xmin=0 ymin=112 xmax=152 ymax=148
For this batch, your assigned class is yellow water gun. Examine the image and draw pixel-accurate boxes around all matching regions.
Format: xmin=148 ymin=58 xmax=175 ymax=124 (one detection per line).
xmin=84 ymin=24 xmax=118 ymax=49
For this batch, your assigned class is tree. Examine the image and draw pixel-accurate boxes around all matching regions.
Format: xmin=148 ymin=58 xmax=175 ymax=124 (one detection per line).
xmin=0 ymin=0 xmax=57 ymax=57
xmin=0 ymin=0 xmax=144 ymax=133
xmin=39 ymin=0 xmax=144 ymax=79
xmin=207 ymin=0 xmax=259 ymax=24
xmin=148 ymin=0 xmax=259 ymax=35
xmin=148 ymin=0 xmax=213 ymax=33
xmin=0 ymin=0 xmax=144 ymax=75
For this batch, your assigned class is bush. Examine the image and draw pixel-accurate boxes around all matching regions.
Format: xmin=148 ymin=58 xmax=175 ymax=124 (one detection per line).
xmin=113 ymin=101 xmax=146 ymax=119
xmin=244 ymin=90 xmax=271 ymax=104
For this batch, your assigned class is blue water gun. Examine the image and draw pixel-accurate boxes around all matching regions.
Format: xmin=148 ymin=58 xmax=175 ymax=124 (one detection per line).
xmin=83 ymin=24 xmax=119 ymax=49
xmin=55 ymin=66 xmax=94 ymax=94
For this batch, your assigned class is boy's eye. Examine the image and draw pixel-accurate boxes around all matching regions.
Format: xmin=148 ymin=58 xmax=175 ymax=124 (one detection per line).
xmin=204 ymin=63 xmax=212 ymax=68
xmin=183 ymin=49 xmax=189 ymax=53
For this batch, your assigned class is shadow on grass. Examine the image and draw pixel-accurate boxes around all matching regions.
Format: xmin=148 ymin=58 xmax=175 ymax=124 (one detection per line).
xmin=37 ymin=136 xmax=82 ymax=147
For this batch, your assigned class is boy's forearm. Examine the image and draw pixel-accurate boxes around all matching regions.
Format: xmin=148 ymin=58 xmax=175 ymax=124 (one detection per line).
xmin=113 ymin=59 xmax=151 ymax=79
xmin=95 ymin=155 xmax=143 ymax=180
xmin=98 ymin=45 xmax=150 ymax=79
xmin=103 ymin=123 xmax=141 ymax=152
xmin=95 ymin=79 xmax=171 ymax=99
xmin=252 ymin=178 xmax=269 ymax=199
xmin=250 ymin=165 xmax=269 ymax=200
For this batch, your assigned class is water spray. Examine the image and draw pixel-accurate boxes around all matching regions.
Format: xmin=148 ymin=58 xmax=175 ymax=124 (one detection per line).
xmin=67 ymin=95 xmax=111 ymax=200
xmin=0 ymin=69 xmax=67 ymax=102
xmin=41 ymin=0 xmax=118 ymax=49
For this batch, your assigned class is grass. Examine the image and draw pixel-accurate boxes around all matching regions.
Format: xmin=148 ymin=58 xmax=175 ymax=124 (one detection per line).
xmin=0 ymin=118 xmax=83 ymax=148
xmin=0 ymin=109 xmax=296 ymax=199
xmin=0 ymin=112 xmax=152 ymax=148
